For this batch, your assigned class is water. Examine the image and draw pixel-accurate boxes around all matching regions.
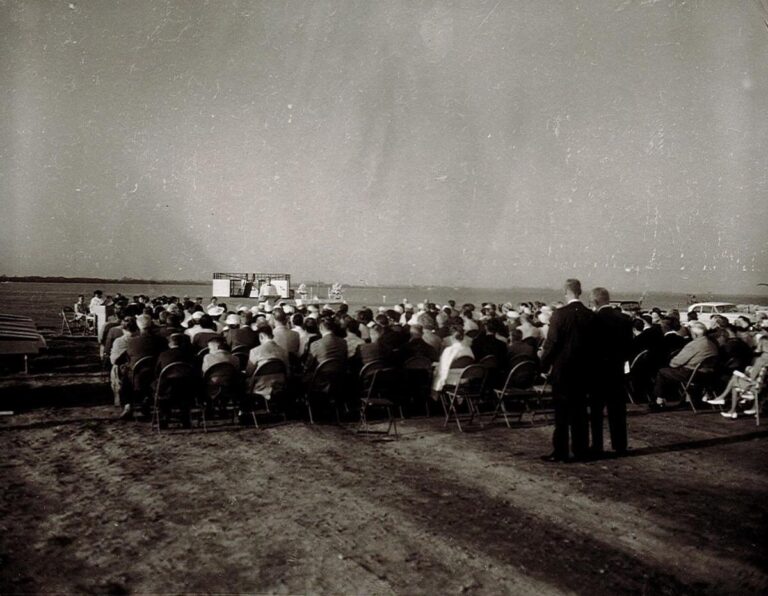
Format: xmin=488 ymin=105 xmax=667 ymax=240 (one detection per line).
xmin=1 ymin=281 xmax=766 ymax=329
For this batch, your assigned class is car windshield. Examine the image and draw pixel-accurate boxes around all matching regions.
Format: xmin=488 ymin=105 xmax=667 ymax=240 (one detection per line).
xmin=715 ymin=304 xmax=738 ymax=313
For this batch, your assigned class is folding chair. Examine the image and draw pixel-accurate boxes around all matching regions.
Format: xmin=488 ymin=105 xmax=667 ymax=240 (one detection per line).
xmin=152 ymin=362 xmax=202 ymax=431
xmin=203 ymin=362 xmax=243 ymax=421
xmin=490 ymin=358 xmax=540 ymax=427
xmin=245 ymin=358 xmax=288 ymax=428
xmin=127 ymin=356 xmax=157 ymax=419
xmin=403 ymin=356 xmax=433 ymax=416
xmin=358 ymin=361 xmax=401 ymax=438
xmin=680 ymin=357 xmax=718 ymax=413
xmin=304 ymin=358 xmax=346 ymax=424
xmin=60 ymin=306 xmax=85 ymax=335
xmin=442 ymin=364 xmax=487 ymax=432
xmin=231 ymin=345 xmax=250 ymax=372
xmin=625 ymin=349 xmax=652 ymax=404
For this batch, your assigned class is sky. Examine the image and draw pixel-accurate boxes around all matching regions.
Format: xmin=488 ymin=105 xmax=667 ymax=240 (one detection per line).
xmin=1 ymin=0 xmax=767 ymax=294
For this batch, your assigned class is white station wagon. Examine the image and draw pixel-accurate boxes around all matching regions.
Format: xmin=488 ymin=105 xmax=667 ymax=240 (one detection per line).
xmin=686 ymin=302 xmax=748 ymax=326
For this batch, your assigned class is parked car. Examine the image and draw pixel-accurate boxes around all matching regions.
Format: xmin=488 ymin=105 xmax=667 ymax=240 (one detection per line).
xmin=686 ymin=302 xmax=748 ymax=326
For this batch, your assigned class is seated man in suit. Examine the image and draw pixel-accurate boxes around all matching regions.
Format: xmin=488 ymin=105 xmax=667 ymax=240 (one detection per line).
xmin=155 ymin=333 xmax=194 ymax=377
xmin=304 ymin=317 xmax=348 ymax=375
xmin=202 ymin=336 xmax=239 ymax=375
xmin=472 ymin=317 xmax=508 ymax=366
xmin=653 ymin=321 xmax=719 ymax=408
xmin=402 ymin=324 xmax=439 ymax=363
xmin=191 ymin=315 xmax=222 ymax=351
xmin=246 ymin=324 xmax=290 ymax=376
xmin=660 ymin=316 xmax=688 ymax=364
xmin=272 ymin=308 xmax=300 ymax=356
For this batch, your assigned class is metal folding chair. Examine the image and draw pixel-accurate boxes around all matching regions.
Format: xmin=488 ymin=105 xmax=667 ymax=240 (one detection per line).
xmin=680 ymin=357 xmax=718 ymax=413
xmin=245 ymin=358 xmax=289 ymax=428
xmin=442 ymin=364 xmax=487 ymax=432
xmin=625 ymin=349 xmax=652 ymax=404
xmin=203 ymin=361 xmax=243 ymax=420
xmin=152 ymin=362 xmax=202 ymax=431
xmin=490 ymin=358 xmax=540 ymax=427
xmin=304 ymin=358 xmax=346 ymax=424
xmin=358 ymin=361 xmax=400 ymax=438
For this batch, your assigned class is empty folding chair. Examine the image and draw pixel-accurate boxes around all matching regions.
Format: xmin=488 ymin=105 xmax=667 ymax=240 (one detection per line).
xmin=491 ymin=358 xmax=540 ymax=427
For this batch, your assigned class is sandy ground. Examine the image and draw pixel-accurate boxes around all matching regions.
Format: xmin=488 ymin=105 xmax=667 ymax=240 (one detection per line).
xmin=1 ymin=402 xmax=767 ymax=595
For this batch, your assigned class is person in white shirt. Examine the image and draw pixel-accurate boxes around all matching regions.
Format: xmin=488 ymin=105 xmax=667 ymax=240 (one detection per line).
xmin=432 ymin=326 xmax=474 ymax=393
xmin=89 ymin=290 xmax=105 ymax=312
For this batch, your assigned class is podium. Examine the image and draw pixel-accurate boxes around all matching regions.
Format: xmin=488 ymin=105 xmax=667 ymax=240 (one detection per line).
xmin=90 ymin=304 xmax=114 ymax=341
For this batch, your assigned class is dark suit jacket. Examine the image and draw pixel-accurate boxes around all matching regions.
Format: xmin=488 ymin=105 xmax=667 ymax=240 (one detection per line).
xmin=305 ymin=333 xmax=348 ymax=371
xmin=230 ymin=326 xmax=260 ymax=349
xmin=632 ymin=325 xmax=664 ymax=366
xmin=125 ymin=332 xmax=167 ymax=366
xmin=540 ymin=301 xmax=595 ymax=390
xmin=593 ymin=306 xmax=633 ymax=379
xmin=155 ymin=348 xmax=194 ymax=377
xmin=403 ymin=338 xmax=439 ymax=363
xmin=472 ymin=334 xmax=508 ymax=368
xmin=192 ymin=331 xmax=221 ymax=351
xmin=661 ymin=332 xmax=688 ymax=367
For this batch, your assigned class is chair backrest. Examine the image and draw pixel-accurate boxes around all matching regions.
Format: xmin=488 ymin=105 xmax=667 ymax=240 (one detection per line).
xmin=131 ymin=355 xmax=156 ymax=391
xmin=253 ymin=358 xmax=287 ymax=377
xmin=61 ymin=306 xmax=75 ymax=315
xmin=232 ymin=350 xmax=249 ymax=372
xmin=156 ymin=362 xmax=197 ymax=398
xmin=478 ymin=355 xmax=498 ymax=370
xmin=454 ymin=364 xmax=486 ymax=391
xmin=450 ymin=355 xmax=475 ymax=369
xmin=360 ymin=360 xmax=388 ymax=380
xmin=364 ymin=366 xmax=400 ymax=400
xmin=629 ymin=349 xmax=649 ymax=371
xmin=309 ymin=358 xmax=346 ymax=392
xmin=501 ymin=359 xmax=538 ymax=391
xmin=403 ymin=356 xmax=432 ymax=371
xmin=204 ymin=361 xmax=241 ymax=387
xmin=231 ymin=344 xmax=251 ymax=356
xmin=248 ymin=358 xmax=288 ymax=394
xmin=197 ymin=347 xmax=210 ymax=359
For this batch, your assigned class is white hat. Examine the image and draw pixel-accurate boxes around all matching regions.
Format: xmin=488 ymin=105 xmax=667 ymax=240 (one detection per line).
xmin=208 ymin=306 xmax=225 ymax=317
xmin=377 ymin=306 xmax=387 ymax=313
xmin=192 ymin=311 xmax=205 ymax=321
xmin=225 ymin=313 xmax=241 ymax=326
xmin=236 ymin=304 xmax=248 ymax=313
xmin=394 ymin=305 xmax=404 ymax=314
xmin=507 ymin=311 xmax=520 ymax=320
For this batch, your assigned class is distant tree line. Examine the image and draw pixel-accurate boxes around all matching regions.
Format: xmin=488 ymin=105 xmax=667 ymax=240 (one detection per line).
xmin=0 ymin=275 xmax=208 ymax=285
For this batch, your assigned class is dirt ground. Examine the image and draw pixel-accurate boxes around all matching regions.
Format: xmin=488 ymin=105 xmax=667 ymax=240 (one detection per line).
xmin=1 ymin=401 xmax=766 ymax=596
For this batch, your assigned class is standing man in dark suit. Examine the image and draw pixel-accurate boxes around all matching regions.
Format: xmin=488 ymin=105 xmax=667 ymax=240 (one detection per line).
xmin=589 ymin=287 xmax=633 ymax=456
xmin=540 ymin=279 xmax=595 ymax=462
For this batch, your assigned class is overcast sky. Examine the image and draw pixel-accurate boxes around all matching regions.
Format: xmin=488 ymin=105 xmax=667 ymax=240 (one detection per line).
xmin=2 ymin=0 xmax=767 ymax=294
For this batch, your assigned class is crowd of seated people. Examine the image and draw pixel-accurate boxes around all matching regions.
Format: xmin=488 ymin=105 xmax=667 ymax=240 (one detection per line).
xmin=93 ymin=292 xmax=767 ymax=427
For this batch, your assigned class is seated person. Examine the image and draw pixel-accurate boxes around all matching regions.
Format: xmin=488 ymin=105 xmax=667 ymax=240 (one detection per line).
xmin=432 ymin=325 xmax=474 ymax=395
xmin=74 ymin=294 xmax=89 ymax=321
xmin=191 ymin=315 xmax=222 ymax=351
xmin=653 ymin=322 xmax=719 ymax=408
xmin=201 ymin=337 xmax=239 ymax=375
xmin=245 ymin=324 xmax=290 ymax=377
xmin=705 ymin=335 xmax=768 ymax=418
xmin=472 ymin=317 xmax=508 ymax=366
xmin=402 ymin=324 xmax=439 ymax=363
xmin=155 ymin=333 xmax=194 ymax=377
xmin=304 ymin=317 xmax=347 ymax=374
xmin=508 ymin=328 xmax=538 ymax=364
xmin=660 ymin=316 xmax=688 ymax=364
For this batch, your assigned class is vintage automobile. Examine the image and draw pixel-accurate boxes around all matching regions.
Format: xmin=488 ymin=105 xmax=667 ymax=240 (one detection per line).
xmin=686 ymin=302 xmax=748 ymax=326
